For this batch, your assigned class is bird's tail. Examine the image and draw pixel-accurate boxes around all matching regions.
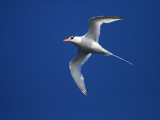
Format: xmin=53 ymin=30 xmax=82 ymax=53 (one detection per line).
xmin=110 ymin=54 xmax=133 ymax=65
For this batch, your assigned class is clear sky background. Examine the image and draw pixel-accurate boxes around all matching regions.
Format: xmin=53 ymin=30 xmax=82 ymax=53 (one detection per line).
xmin=0 ymin=0 xmax=160 ymax=120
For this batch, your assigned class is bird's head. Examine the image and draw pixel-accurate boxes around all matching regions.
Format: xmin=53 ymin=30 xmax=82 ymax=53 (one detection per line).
xmin=63 ymin=36 xmax=81 ymax=44
xmin=63 ymin=36 xmax=75 ymax=42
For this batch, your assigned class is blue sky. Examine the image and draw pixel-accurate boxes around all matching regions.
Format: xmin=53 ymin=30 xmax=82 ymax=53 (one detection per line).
xmin=0 ymin=0 xmax=160 ymax=120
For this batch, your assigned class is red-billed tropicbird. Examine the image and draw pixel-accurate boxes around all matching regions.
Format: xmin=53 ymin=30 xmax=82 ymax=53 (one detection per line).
xmin=64 ymin=16 xmax=133 ymax=95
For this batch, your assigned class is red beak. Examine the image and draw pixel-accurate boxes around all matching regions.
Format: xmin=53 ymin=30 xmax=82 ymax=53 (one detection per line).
xmin=63 ymin=39 xmax=71 ymax=42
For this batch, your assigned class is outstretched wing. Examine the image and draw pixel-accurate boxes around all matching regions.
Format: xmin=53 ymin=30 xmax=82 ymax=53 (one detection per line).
xmin=85 ymin=16 xmax=123 ymax=42
xmin=69 ymin=50 xmax=91 ymax=95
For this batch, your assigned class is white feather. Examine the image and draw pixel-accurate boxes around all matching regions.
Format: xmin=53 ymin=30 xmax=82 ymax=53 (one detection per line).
xmin=69 ymin=50 xmax=91 ymax=95
xmin=85 ymin=16 xmax=122 ymax=42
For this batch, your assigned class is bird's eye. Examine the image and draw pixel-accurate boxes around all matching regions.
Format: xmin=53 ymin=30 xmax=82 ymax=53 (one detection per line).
xmin=70 ymin=36 xmax=74 ymax=39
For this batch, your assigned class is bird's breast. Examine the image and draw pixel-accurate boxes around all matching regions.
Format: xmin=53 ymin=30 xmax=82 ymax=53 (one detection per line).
xmin=75 ymin=41 xmax=106 ymax=54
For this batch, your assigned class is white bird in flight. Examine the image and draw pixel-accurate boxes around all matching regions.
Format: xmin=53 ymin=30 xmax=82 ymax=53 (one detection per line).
xmin=64 ymin=16 xmax=133 ymax=96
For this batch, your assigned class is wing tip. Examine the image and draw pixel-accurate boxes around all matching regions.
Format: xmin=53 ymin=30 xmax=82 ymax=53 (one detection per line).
xmin=90 ymin=16 xmax=123 ymax=20
xmin=82 ymin=90 xmax=87 ymax=96
xmin=110 ymin=16 xmax=123 ymax=20
xmin=119 ymin=16 xmax=123 ymax=20
xmin=111 ymin=16 xmax=123 ymax=20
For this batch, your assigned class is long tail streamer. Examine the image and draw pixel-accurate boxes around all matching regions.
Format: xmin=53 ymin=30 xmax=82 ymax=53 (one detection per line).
xmin=111 ymin=54 xmax=133 ymax=65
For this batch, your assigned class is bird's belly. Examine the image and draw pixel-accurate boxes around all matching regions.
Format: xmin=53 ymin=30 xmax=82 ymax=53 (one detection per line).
xmin=77 ymin=42 xmax=106 ymax=54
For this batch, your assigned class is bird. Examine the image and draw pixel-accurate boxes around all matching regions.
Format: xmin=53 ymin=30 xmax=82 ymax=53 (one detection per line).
xmin=63 ymin=16 xmax=133 ymax=96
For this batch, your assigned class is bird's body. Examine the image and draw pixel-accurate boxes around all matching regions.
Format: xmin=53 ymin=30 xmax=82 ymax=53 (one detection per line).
xmin=64 ymin=16 xmax=133 ymax=95
xmin=72 ymin=36 xmax=110 ymax=55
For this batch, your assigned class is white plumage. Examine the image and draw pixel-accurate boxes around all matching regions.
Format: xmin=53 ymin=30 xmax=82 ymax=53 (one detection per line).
xmin=64 ymin=16 xmax=133 ymax=95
